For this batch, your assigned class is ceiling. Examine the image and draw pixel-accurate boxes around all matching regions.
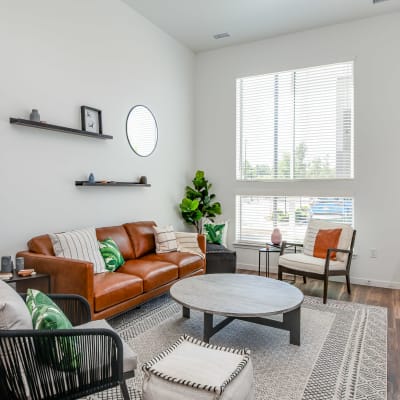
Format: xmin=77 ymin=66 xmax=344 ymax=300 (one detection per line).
xmin=123 ymin=0 xmax=400 ymax=52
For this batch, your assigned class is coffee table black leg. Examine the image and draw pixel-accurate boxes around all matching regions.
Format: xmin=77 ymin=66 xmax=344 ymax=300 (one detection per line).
xmin=182 ymin=306 xmax=190 ymax=318
xmin=203 ymin=313 xmax=213 ymax=343
xmin=284 ymin=307 xmax=301 ymax=345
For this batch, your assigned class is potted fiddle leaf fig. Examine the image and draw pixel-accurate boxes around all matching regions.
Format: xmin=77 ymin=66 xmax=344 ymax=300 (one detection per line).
xmin=179 ymin=170 xmax=222 ymax=233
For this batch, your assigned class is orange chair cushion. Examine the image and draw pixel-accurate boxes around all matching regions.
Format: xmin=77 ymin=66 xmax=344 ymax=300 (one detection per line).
xmin=313 ymin=229 xmax=342 ymax=260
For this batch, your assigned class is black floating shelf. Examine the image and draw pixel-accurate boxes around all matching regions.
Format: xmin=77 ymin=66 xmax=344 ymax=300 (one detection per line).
xmin=10 ymin=118 xmax=113 ymax=140
xmin=75 ymin=181 xmax=151 ymax=187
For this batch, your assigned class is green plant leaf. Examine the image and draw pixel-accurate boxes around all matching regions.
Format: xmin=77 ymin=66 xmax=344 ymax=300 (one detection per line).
xmin=179 ymin=170 xmax=222 ymax=230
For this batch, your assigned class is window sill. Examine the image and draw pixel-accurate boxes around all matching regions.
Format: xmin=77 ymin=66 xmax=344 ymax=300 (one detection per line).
xmin=233 ymin=242 xmax=267 ymax=250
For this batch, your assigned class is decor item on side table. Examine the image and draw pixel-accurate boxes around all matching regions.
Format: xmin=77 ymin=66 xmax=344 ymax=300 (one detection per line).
xmin=179 ymin=170 xmax=222 ymax=233
xmin=81 ymin=105 xmax=102 ymax=134
xmin=271 ymin=228 xmax=282 ymax=245
xmin=1 ymin=256 xmax=13 ymax=273
xmin=15 ymin=256 xmax=24 ymax=272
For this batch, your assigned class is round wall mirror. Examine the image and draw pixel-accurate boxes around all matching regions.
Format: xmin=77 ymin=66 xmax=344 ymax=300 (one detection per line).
xmin=126 ymin=105 xmax=158 ymax=157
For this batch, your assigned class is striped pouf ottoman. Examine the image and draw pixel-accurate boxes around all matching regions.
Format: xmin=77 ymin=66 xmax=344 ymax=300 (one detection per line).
xmin=142 ymin=335 xmax=254 ymax=400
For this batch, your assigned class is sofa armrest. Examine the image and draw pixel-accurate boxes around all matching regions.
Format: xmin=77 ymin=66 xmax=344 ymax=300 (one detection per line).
xmin=197 ymin=234 xmax=206 ymax=255
xmin=16 ymin=251 xmax=94 ymax=312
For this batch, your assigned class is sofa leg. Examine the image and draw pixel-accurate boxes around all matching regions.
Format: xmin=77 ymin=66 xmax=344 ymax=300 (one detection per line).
xmin=346 ymin=274 xmax=351 ymax=294
xmin=278 ymin=267 xmax=283 ymax=281
xmin=120 ymin=380 xmax=130 ymax=400
xmin=323 ymin=277 xmax=328 ymax=304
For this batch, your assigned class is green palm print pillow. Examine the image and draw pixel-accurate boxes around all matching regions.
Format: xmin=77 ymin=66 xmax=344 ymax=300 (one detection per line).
xmin=204 ymin=223 xmax=226 ymax=245
xmin=99 ymin=238 xmax=125 ymax=272
xmin=26 ymin=289 xmax=79 ymax=370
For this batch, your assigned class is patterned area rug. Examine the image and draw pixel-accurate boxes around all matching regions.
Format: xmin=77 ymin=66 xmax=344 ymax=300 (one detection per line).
xmin=85 ymin=294 xmax=386 ymax=400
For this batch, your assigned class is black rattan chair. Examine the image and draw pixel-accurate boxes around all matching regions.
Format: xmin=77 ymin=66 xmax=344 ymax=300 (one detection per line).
xmin=0 ymin=294 xmax=133 ymax=400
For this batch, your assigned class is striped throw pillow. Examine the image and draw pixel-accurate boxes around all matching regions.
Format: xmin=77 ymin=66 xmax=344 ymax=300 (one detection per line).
xmin=49 ymin=227 xmax=106 ymax=274
xmin=153 ymin=225 xmax=178 ymax=253
xmin=175 ymin=232 xmax=205 ymax=259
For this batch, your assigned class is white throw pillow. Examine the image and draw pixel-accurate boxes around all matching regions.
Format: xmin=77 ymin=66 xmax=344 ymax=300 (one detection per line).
xmin=175 ymin=232 xmax=205 ymax=259
xmin=0 ymin=280 xmax=33 ymax=330
xmin=153 ymin=225 xmax=178 ymax=253
xmin=50 ymin=227 xmax=106 ymax=273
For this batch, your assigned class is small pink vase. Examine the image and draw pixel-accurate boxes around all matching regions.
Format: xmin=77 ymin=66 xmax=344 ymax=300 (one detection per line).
xmin=271 ymin=228 xmax=282 ymax=245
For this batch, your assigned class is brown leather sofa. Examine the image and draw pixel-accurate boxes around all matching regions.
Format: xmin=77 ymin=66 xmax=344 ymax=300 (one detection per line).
xmin=17 ymin=221 xmax=206 ymax=320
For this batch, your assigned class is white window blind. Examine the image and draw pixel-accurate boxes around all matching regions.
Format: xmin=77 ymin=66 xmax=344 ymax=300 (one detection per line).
xmin=236 ymin=62 xmax=354 ymax=180
xmin=236 ymin=195 xmax=353 ymax=244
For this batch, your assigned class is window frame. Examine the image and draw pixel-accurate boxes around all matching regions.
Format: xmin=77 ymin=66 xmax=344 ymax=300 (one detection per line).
xmin=235 ymin=61 xmax=355 ymax=182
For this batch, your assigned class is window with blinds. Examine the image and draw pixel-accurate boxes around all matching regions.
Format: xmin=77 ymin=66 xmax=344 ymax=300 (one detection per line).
xmin=236 ymin=62 xmax=354 ymax=180
xmin=236 ymin=196 xmax=354 ymax=244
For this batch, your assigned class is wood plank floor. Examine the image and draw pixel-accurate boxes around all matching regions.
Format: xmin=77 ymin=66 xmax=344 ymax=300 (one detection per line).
xmin=239 ymin=269 xmax=399 ymax=400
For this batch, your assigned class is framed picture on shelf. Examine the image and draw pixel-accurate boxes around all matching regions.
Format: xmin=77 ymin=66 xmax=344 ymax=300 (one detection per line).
xmin=81 ymin=106 xmax=102 ymax=134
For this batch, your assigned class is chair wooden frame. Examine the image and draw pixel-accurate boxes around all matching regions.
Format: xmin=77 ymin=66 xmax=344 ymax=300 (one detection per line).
xmin=0 ymin=294 xmax=133 ymax=400
xmin=278 ymin=230 xmax=356 ymax=304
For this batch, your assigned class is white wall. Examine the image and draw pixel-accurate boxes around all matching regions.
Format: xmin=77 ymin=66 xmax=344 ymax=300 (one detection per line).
xmin=0 ymin=0 xmax=195 ymax=256
xmin=195 ymin=13 xmax=400 ymax=288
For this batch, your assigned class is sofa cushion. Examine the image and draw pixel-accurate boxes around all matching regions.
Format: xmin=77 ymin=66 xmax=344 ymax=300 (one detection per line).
xmin=118 ymin=259 xmax=178 ymax=292
xmin=28 ymin=234 xmax=55 ymax=256
xmin=50 ymin=227 xmax=106 ymax=274
xmin=153 ymin=225 xmax=178 ymax=253
xmin=124 ymin=221 xmax=156 ymax=258
xmin=142 ymin=253 xmax=204 ymax=278
xmin=175 ymin=232 xmax=205 ymax=259
xmin=99 ymin=238 xmax=125 ymax=272
xmin=0 ymin=280 xmax=33 ymax=330
xmin=96 ymin=226 xmax=135 ymax=260
xmin=93 ymin=272 xmax=143 ymax=312
xmin=279 ymin=253 xmax=346 ymax=274
xmin=75 ymin=319 xmax=137 ymax=373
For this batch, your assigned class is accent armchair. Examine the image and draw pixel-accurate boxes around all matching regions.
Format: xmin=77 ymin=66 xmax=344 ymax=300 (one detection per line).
xmin=278 ymin=219 xmax=356 ymax=304
xmin=0 ymin=291 xmax=135 ymax=400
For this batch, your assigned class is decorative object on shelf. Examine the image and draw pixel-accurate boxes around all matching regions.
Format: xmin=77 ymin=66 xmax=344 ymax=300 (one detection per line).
xmin=9 ymin=118 xmax=113 ymax=139
xmin=1 ymin=256 xmax=13 ymax=273
xmin=179 ymin=170 xmax=222 ymax=233
xmin=271 ymin=228 xmax=282 ymax=245
xmin=15 ymin=257 xmax=24 ymax=272
xmin=126 ymin=105 xmax=158 ymax=157
xmin=81 ymin=105 xmax=102 ymax=134
xmin=75 ymin=180 xmax=151 ymax=187
xmin=139 ymin=175 xmax=147 ymax=184
xmin=29 ymin=109 xmax=40 ymax=122
xmin=88 ymin=173 xmax=95 ymax=183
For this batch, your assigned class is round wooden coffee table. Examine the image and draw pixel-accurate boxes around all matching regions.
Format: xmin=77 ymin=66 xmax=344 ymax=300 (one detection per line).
xmin=170 ymin=273 xmax=304 ymax=345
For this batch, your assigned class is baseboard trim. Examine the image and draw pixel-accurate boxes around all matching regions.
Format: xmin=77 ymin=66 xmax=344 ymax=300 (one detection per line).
xmin=237 ymin=263 xmax=400 ymax=289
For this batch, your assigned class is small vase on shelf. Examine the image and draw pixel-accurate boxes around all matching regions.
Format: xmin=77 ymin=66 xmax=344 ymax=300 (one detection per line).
xmin=271 ymin=228 xmax=282 ymax=245
xmin=29 ymin=109 xmax=40 ymax=122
